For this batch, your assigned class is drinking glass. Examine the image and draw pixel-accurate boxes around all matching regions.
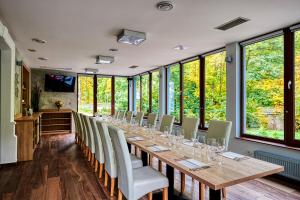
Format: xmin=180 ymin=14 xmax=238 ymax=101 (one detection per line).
xmin=206 ymin=138 xmax=218 ymax=162
xmin=217 ymin=138 xmax=226 ymax=166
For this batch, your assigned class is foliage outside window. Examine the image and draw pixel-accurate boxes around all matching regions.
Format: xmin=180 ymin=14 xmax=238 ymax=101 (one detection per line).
xmin=135 ymin=76 xmax=141 ymax=112
xmin=244 ymin=36 xmax=284 ymax=140
xmin=78 ymin=75 xmax=94 ymax=115
xmin=295 ymin=31 xmax=300 ymax=140
xmin=141 ymin=74 xmax=150 ymax=114
xmin=168 ymin=64 xmax=180 ymax=122
xmin=183 ymin=60 xmax=200 ymax=118
xmin=152 ymin=71 xmax=160 ymax=114
xmin=205 ymin=52 xmax=226 ymax=125
xmin=97 ymin=77 xmax=111 ymax=116
xmin=115 ymin=77 xmax=128 ymax=111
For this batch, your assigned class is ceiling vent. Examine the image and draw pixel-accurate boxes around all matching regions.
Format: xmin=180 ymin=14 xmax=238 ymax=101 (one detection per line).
xmin=85 ymin=68 xmax=99 ymax=74
xmin=156 ymin=1 xmax=174 ymax=11
xmin=129 ymin=65 xmax=138 ymax=69
xmin=32 ymin=38 xmax=47 ymax=44
xmin=117 ymin=29 xmax=146 ymax=45
xmin=38 ymin=57 xmax=48 ymax=61
xmin=96 ymin=55 xmax=114 ymax=64
xmin=215 ymin=17 xmax=249 ymax=31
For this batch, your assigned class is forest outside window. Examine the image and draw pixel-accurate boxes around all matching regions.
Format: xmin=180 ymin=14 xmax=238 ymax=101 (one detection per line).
xmin=294 ymin=30 xmax=300 ymax=141
xmin=97 ymin=76 xmax=112 ymax=115
xmin=167 ymin=64 xmax=181 ymax=122
xmin=78 ymin=75 xmax=94 ymax=115
xmin=141 ymin=74 xmax=150 ymax=114
xmin=114 ymin=77 xmax=128 ymax=111
xmin=151 ymin=70 xmax=160 ymax=114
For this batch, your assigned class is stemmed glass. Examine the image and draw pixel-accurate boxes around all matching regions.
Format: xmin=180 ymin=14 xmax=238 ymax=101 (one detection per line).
xmin=217 ymin=138 xmax=226 ymax=166
xmin=198 ymin=135 xmax=207 ymax=158
xmin=206 ymin=138 xmax=218 ymax=162
xmin=192 ymin=136 xmax=199 ymax=159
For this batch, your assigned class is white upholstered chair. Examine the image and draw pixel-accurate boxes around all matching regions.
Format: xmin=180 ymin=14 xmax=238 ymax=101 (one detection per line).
xmin=126 ymin=111 xmax=133 ymax=123
xmin=207 ymin=120 xmax=232 ymax=150
xmin=147 ymin=113 xmax=158 ymax=128
xmin=118 ymin=110 xmax=126 ymax=120
xmin=182 ymin=117 xmax=200 ymax=140
xmin=82 ymin=115 xmax=96 ymax=164
xmin=96 ymin=120 xmax=143 ymax=196
xmin=135 ymin=112 xmax=144 ymax=126
xmin=159 ymin=115 xmax=175 ymax=133
xmin=108 ymin=125 xmax=169 ymax=200
xmin=79 ymin=113 xmax=89 ymax=157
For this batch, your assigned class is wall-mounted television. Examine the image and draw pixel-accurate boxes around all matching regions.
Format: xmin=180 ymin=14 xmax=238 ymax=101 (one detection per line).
xmin=45 ymin=74 xmax=76 ymax=92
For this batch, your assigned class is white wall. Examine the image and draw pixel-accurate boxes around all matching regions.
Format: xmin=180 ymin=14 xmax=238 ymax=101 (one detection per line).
xmin=0 ymin=20 xmax=17 ymax=164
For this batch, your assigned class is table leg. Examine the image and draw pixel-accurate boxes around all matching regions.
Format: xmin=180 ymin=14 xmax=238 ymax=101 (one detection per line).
xmin=127 ymin=143 xmax=131 ymax=153
xmin=209 ymin=188 xmax=221 ymax=200
xmin=141 ymin=150 xmax=148 ymax=166
xmin=166 ymin=164 xmax=174 ymax=198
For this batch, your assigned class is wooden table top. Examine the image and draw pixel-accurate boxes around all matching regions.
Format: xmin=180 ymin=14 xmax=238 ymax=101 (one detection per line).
xmin=106 ymin=121 xmax=284 ymax=190
xmin=15 ymin=112 xmax=42 ymax=121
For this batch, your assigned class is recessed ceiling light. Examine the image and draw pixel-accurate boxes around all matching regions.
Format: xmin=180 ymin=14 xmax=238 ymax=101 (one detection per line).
xmin=27 ymin=49 xmax=36 ymax=52
xmin=129 ymin=65 xmax=138 ymax=69
xmin=85 ymin=68 xmax=99 ymax=74
xmin=117 ymin=29 xmax=146 ymax=45
xmin=38 ymin=57 xmax=48 ymax=61
xmin=109 ymin=48 xmax=118 ymax=52
xmin=173 ymin=45 xmax=189 ymax=50
xmin=95 ymin=55 xmax=114 ymax=64
xmin=32 ymin=38 xmax=47 ymax=44
xmin=156 ymin=1 xmax=174 ymax=11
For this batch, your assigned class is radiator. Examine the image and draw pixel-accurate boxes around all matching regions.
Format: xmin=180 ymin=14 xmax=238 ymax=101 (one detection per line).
xmin=254 ymin=150 xmax=300 ymax=181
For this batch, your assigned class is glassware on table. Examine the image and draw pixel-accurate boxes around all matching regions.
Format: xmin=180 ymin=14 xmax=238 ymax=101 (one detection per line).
xmin=197 ymin=135 xmax=207 ymax=158
xmin=206 ymin=138 xmax=218 ymax=162
xmin=217 ymin=138 xmax=226 ymax=166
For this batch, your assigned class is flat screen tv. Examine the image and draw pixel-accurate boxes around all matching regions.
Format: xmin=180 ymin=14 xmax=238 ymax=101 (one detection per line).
xmin=45 ymin=74 xmax=76 ymax=92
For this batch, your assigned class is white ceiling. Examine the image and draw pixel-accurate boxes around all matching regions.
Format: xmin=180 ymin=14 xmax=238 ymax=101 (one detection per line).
xmin=0 ymin=0 xmax=300 ymax=76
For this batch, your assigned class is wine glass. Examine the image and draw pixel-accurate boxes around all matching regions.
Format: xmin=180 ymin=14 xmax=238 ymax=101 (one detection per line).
xmin=217 ymin=138 xmax=226 ymax=166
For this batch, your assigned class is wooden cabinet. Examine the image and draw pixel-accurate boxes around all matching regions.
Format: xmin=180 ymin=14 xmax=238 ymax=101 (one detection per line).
xmin=15 ymin=113 xmax=41 ymax=161
xmin=41 ymin=109 xmax=72 ymax=135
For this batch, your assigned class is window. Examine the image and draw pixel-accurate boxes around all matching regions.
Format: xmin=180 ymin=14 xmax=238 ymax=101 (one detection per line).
xmin=183 ymin=60 xmax=200 ymax=118
xmin=135 ymin=76 xmax=141 ymax=112
xmin=151 ymin=70 xmax=160 ymax=114
xmin=243 ymin=35 xmax=284 ymax=140
xmin=205 ymin=51 xmax=226 ymax=125
xmin=168 ymin=64 xmax=181 ymax=122
xmin=141 ymin=74 xmax=150 ymax=114
xmin=97 ymin=76 xmax=111 ymax=115
xmin=295 ymin=30 xmax=300 ymax=141
xmin=115 ymin=77 xmax=128 ymax=111
xmin=78 ymin=75 xmax=94 ymax=115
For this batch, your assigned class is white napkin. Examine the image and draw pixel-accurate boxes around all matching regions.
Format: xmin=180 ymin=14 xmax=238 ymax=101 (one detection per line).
xmin=148 ymin=145 xmax=170 ymax=152
xmin=183 ymin=140 xmax=194 ymax=147
xmin=177 ymin=159 xmax=208 ymax=170
xmin=221 ymin=152 xmax=245 ymax=160
xmin=127 ymin=136 xmax=144 ymax=141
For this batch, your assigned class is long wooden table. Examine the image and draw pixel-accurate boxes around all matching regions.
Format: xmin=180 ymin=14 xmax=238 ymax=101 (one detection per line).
xmin=106 ymin=121 xmax=284 ymax=200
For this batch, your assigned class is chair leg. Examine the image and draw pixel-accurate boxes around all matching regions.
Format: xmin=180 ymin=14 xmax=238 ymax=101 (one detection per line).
xmin=222 ymin=187 xmax=227 ymax=199
xmin=110 ymin=178 xmax=115 ymax=197
xmin=158 ymin=160 xmax=162 ymax=172
xmin=94 ymin=160 xmax=98 ymax=173
xmin=162 ymin=187 xmax=168 ymax=200
xmin=88 ymin=151 xmax=91 ymax=162
xmin=104 ymin=171 xmax=108 ymax=187
xmin=148 ymin=192 xmax=153 ymax=200
xmin=118 ymin=189 xmax=123 ymax=200
xmin=180 ymin=172 xmax=185 ymax=193
xmin=91 ymin=154 xmax=95 ymax=166
xmin=149 ymin=155 xmax=153 ymax=167
xmin=199 ymin=183 xmax=205 ymax=200
xmin=135 ymin=146 xmax=137 ymax=155
xmin=99 ymin=163 xmax=104 ymax=179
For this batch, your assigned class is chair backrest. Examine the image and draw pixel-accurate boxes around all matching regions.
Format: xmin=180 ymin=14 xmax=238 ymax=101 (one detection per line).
xmin=207 ymin=120 xmax=232 ymax=149
xmin=76 ymin=113 xmax=84 ymax=141
xmin=89 ymin=117 xmax=104 ymax=163
xmin=126 ymin=111 xmax=133 ymax=123
xmin=96 ymin=120 xmax=117 ymax=178
xmin=108 ymin=125 xmax=133 ymax=199
xmin=114 ymin=110 xmax=119 ymax=119
xmin=135 ymin=112 xmax=144 ymax=126
xmin=72 ymin=111 xmax=78 ymax=134
xmin=159 ymin=115 xmax=175 ymax=133
xmin=83 ymin=115 xmax=95 ymax=153
xmin=118 ymin=110 xmax=126 ymax=120
xmin=147 ymin=113 xmax=158 ymax=127
xmin=79 ymin=113 xmax=89 ymax=146
xmin=182 ymin=117 xmax=200 ymax=140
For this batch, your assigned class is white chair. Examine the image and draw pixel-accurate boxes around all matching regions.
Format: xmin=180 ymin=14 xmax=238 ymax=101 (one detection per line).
xmin=126 ymin=111 xmax=133 ymax=123
xmin=182 ymin=117 xmax=200 ymax=140
xmin=147 ymin=113 xmax=158 ymax=127
xmin=96 ymin=120 xmax=143 ymax=197
xmin=114 ymin=110 xmax=119 ymax=119
xmin=159 ymin=115 xmax=175 ymax=133
xmin=118 ymin=110 xmax=126 ymax=120
xmin=108 ymin=125 xmax=169 ymax=200
xmin=82 ymin=115 xmax=96 ymax=164
xmin=79 ymin=113 xmax=89 ymax=157
xmin=207 ymin=120 xmax=232 ymax=150
xmin=135 ymin=112 xmax=144 ymax=126
xmin=88 ymin=117 xmax=105 ymax=177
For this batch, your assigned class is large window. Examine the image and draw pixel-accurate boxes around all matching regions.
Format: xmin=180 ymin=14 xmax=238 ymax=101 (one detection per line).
xmin=152 ymin=71 xmax=160 ymax=113
xmin=78 ymin=75 xmax=94 ymax=115
xmin=183 ymin=60 xmax=200 ymax=118
xmin=243 ymin=36 xmax=284 ymax=140
xmin=97 ymin=76 xmax=111 ymax=115
xmin=205 ymin=51 xmax=226 ymax=125
xmin=295 ymin=30 xmax=300 ymax=141
xmin=141 ymin=74 xmax=150 ymax=113
xmin=135 ymin=76 xmax=141 ymax=112
xmin=168 ymin=64 xmax=181 ymax=122
xmin=115 ymin=77 xmax=128 ymax=111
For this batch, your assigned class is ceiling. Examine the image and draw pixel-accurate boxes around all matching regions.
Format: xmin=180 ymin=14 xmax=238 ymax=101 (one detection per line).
xmin=0 ymin=0 xmax=300 ymax=76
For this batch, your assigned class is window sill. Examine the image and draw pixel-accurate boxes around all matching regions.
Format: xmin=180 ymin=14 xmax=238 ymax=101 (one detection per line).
xmin=235 ymin=136 xmax=300 ymax=151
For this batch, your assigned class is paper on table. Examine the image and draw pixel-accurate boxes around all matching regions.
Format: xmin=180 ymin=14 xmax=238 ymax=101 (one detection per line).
xmin=148 ymin=145 xmax=170 ymax=152
xmin=183 ymin=141 xmax=194 ymax=147
xmin=127 ymin=136 xmax=144 ymax=141
xmin=177 ymin=159 xmax=208 ymax=170
xmin=222 ymin=152 xmax=245 ymax=160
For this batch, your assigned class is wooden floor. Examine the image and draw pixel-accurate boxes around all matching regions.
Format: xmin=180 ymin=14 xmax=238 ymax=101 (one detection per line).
xmin=0 ymin=133 xmax=299 ymax=200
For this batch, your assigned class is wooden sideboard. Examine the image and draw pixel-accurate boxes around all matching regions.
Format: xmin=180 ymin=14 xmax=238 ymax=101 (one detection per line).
xmin=15 ymin=113 xmax=41 ymax=161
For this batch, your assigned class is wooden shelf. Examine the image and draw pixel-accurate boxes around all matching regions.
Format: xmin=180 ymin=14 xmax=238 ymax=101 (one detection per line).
xmin=42 ymin=118 xmax=71 ymax=120
xmin=41 ymin=110 xmax=72 ymax=135
xmin=42 ymin=123 xmax=71 ymax=127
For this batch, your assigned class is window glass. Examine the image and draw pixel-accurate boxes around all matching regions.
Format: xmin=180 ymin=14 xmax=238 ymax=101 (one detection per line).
xmin=115 ymin=77 xmax=128 ymax=111
xmin=152 ymin=71 xmax=160 ymax=114
xmin=205 ymin=51 xmax=226 ymax=125
xmin=183 ymin=60 xmax=200 ymax=118
xmin=141 ymin=74 xmax=150 ymax=114
xmin=135 ymin=76 xmax=141 ymax=112
xmin=244 ymin=36 xmax=284 ymax=140
xmin=168 ymin=64 xmax=180 ymax=122
xmin=78 ymin=75 xmax=94 ymax=115
xmin=295 ymin=31 xmax=300 ymax=140
xmin=97 ymin=77 xmax=111 ymax=116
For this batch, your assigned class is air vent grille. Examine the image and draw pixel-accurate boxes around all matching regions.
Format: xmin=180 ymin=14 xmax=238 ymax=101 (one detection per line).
xmin=215 ymin=17 xmax=249 ymax=31
xmin=129 ymin=65 xmax=138 ymax=69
